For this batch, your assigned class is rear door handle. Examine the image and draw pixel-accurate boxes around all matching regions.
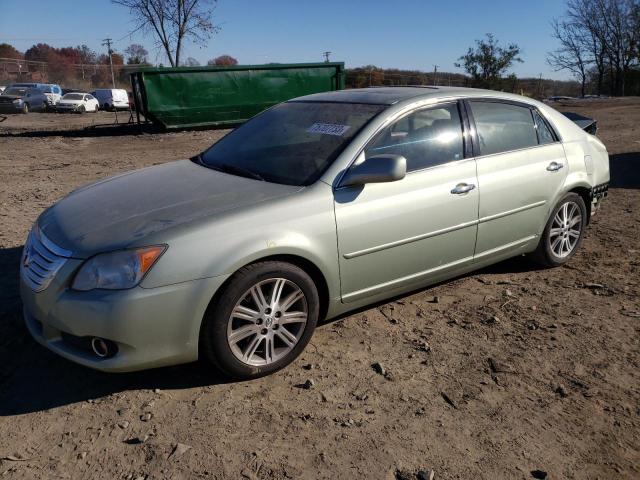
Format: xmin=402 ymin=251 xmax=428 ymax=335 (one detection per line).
xmin=547 ymin=161 xmax=564 ymax=171
xmin=451 ymin=183 xmax=476 ymax=195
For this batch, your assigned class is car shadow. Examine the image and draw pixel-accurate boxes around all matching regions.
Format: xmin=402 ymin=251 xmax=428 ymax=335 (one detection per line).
xmin=0 ymin=246 xmax=563 ymax=416
xmin=0 ymin=121 xmax=236 ymax=139
xmin=320 ymin=254 xmax=540 ymax=327
xmin=609 ymin=151 xmax=640 ymax=189
xmin=0 ymin=245 xmax=233 ymax=417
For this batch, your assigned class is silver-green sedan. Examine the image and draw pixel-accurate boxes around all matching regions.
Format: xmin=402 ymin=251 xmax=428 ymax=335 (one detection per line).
xmin=20 ymin=87 xmax=610 ymax=379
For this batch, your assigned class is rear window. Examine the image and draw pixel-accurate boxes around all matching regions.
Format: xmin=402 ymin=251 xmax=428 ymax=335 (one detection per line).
xmin=201 ymin=102 xmax=384 ymax=186
xmin=469 ymin=101 xmax=538 ymax=156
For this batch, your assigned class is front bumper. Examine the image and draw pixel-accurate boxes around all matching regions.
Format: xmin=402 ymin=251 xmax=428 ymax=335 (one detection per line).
xmin=20 ymin=262 xmax=230 ymax=372
xmin=55 ymin=105 xmax=79 ymax=112
xmin=0 ymin=103 xmax=22 ymax=113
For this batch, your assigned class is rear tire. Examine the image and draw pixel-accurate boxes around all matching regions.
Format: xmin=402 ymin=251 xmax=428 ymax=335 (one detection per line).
xmin=532 ymin=193 xmax=587 ymax=267
xmin=200 ymin=261 xmax=319 ymax=379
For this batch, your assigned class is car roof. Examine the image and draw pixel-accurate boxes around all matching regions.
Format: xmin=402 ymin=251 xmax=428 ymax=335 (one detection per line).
xmin=289 ymin=86 xmax=530 ymax=106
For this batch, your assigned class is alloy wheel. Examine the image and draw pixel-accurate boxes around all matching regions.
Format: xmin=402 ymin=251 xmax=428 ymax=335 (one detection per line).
xmin=549 ymin=201 xmax=582 ymax=258
xmin=226 ymin=278 xmax=308 ymax=366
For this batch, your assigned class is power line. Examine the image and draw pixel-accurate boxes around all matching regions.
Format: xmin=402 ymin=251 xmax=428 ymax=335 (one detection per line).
xmin=322 ymin=51 xmax=331 ymax=63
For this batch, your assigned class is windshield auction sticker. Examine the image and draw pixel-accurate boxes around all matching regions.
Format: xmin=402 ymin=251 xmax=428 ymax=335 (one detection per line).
xmin=307 ymin=123 xmax=351 ymax=136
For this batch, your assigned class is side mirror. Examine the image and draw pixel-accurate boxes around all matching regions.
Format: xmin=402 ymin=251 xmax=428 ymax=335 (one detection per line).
xmin=340 ymin=154 xmax=407 ymax=187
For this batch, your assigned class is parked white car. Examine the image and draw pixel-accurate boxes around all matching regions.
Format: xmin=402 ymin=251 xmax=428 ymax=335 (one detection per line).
xmin=91 ymin=88 xmax=129 ymax=110
xmin=55 ymin=93 xmax=100 ymax=113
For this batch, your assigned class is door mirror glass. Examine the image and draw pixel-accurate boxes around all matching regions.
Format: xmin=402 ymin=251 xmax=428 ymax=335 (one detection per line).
xmin=341 ymin=154 xmax=406 ymax=187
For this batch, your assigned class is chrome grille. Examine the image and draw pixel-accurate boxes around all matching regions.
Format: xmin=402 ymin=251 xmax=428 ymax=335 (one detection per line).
xmin=21 ymin=226 xmax=72 ymax=292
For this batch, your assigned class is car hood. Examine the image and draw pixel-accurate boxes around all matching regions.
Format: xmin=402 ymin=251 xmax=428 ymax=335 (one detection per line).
xmin=38 ymin=159 xmax=301 ymax=258
xmin=0 ymin=95 xmax=23 ymax=100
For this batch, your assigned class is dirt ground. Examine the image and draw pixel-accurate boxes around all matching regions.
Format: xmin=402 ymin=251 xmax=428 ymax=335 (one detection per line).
xmin=0 ymin=99 xmax=638 ymax=480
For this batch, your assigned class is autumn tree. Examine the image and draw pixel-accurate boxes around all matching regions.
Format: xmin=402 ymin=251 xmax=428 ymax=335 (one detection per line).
xmin=0 ymin=43 xmax=23 ymax=59
xmin=112 ymin=0 xmax=220 ymax=67
xmin=207 ymin=54 xmax=237 ymax=66
xmin=455 ymin=34 xmax=523 ymax=88
xmin=125 ymin=43 xmax=149 ymax=64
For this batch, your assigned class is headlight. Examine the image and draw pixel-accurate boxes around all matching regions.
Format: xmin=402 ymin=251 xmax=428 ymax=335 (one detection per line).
xmin=72 ymin=246 xmax=166 ymax=291
xmin=12 ymin=99 xmax=22 ymax=104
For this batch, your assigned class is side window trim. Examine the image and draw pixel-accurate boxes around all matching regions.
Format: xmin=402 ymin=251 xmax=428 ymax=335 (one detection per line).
xmin=461 ymin=99 xmax=480 ymax=158
xmin=532 ymin=108 xmax=560 ymax=143
xmin=336 ymin=100 xmax=471 ymax=189
xmin=464 ymin=98 xmax=556 ymax=158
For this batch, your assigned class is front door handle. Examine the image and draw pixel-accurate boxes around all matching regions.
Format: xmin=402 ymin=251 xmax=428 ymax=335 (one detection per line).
xmin=451 ymin=183 xmax=476 ymax=195
xmin=547 ymin=161 xmax=564 ymax=171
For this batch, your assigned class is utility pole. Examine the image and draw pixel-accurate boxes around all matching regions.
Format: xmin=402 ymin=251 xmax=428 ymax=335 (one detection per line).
xmin=537 ymin=73 xmax=543 ymax=98
xmin=102 ymin=38 xmax=116 ymax=89
xmin=322 ymin=51 xmax=331 ymax=63
xmin=433 ymin=65 xmax=439 ymax=86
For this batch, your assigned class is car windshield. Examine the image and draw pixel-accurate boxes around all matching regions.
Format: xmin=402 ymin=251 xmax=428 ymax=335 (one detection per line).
xmin=200 ymin=101 xmax=384 ymax=186
xmin=4 ymin=88 xmax=27 ymax=96
xmin=63 ymin=93 xmax=83 ymax=100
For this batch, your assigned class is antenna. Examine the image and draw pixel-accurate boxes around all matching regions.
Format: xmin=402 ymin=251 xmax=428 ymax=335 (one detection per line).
xmin=322 ymin=51 xmax=331 ymax=63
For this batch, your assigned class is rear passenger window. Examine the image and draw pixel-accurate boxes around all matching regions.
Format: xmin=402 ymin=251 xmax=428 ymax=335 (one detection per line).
xmin=533 ymin=110 xmax=556 ymax=145
xmin=365 ymin=103 xmax=464 ymax=172
xmin=469 ymin=101 xmax=538 ymax=156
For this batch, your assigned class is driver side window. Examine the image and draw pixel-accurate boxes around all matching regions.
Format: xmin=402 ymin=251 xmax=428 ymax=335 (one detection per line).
xmin=364 ymin=103 xmax=465 ymax=172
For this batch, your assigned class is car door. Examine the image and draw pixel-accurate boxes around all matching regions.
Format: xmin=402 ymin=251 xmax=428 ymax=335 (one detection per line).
xmin=467 ymin=100 xmax=568 ymax=259
xmin=334 ymin=101 xmax=479 ymax=303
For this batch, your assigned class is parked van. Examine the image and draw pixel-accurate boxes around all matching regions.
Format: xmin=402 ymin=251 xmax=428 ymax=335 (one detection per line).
xmin=91 ymin=89 xmax=129 ymax=110
xmin=10 ymin=83 xmax=62 ymax=106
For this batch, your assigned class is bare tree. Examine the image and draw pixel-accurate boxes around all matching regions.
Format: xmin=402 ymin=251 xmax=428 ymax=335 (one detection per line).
xmin=125 ymin=43 xmax=149 ymax=64
xmin=561 ymin=0 xmax=640 ymax=96
xmin=548 ymin=19 xmax=592 ymax=96
xmin=112 ymin=0 xmax=220 ymax=67
xmin=182 ymin=56 xmax=200 ymax=66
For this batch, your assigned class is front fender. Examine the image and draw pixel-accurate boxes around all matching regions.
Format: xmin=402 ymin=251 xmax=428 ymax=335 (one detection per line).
xmin=140 ymin=184 xmax=341 ymax=303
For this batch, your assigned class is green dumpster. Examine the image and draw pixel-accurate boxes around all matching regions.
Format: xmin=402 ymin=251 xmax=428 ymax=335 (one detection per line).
xmin=130 ymin=62 xmax=345 ymax=129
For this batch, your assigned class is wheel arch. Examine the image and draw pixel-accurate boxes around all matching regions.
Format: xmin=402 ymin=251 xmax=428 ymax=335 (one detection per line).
xmin=201 ymin=253 xmax=331 ymax=331
xmin=568 ymin=186 xmax=592 ymax=223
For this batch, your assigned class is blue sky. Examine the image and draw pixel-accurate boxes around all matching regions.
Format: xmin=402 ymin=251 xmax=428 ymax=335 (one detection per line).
xmin=0 ymin=0 xmax=570 ymax=79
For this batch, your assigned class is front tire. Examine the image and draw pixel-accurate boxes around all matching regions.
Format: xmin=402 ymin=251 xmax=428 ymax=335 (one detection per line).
xmin=200 ymin=261 xmax=319 ymax=379
xmin=533 ymin=193 xmax=587 ymax=267
xmin=78 ymin=105 xmax=85 ymax=114
xmin=21 ymin=103 xmax=29 ymax=114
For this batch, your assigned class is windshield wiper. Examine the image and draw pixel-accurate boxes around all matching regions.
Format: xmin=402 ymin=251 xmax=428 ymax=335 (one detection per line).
xmin=217 ymin=163 xmax=265 ymax=181
xmin=190 ymin=154 xmax=205 ymax=166
xmin=191 ymin=155 xmax=265 ymax=181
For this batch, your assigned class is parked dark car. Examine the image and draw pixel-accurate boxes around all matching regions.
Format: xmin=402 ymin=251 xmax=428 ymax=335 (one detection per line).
xmin=0 ymin=87 xmax=49 ymax=113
